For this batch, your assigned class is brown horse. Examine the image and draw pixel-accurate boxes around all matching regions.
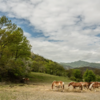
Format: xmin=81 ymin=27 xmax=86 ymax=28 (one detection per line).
xmin=89 ymin=82 xmax=100 ymax=91
xmin=80 ymin=82 xmax=90 ymax=89
xmin=22 ymin=78 xmax=29 ymax=84
xmin=68 ymin=82 xmax=83 ymax=90
xmin=51 ymin=81 xmax=64 ymax=90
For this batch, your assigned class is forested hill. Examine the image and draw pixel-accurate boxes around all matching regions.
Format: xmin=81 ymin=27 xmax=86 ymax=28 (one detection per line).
xmin=59 ymin=60 xmax=100 ymax=69
xmin=30 ymin=53 xmax=66 ymax=76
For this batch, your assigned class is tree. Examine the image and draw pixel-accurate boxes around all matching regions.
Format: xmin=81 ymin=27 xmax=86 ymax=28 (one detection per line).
xmin=0 ymin=16 xmax=32 ymax=81
xmin=83 ymin=69 xmax=96 ymax=82
xmin=73 ymin=69 xmax=82 ymax=81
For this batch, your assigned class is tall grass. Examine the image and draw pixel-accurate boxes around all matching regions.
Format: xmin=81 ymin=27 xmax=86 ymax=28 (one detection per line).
xmin=28 ymin=72 xmax=71 ymax=83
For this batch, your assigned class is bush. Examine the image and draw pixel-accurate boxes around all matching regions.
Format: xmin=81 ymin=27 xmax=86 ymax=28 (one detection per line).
xmin=70 ymin=76 xmax=76 ymax=81
xmin=96 ymin=75 xmax=100 ymax=81
xmin=83 ymin=69 xmax=96 ymax=82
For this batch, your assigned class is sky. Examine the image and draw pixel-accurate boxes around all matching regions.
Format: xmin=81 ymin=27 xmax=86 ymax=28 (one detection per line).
xmin=0 ymin=0 xmax=100 ymax=63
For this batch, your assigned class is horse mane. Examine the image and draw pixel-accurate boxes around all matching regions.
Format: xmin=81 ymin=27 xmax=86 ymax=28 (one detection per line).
xmin=89 ymin=83 xmax=94 ymax=89
xmin=68 ymin=81 xmax=74 ymax=85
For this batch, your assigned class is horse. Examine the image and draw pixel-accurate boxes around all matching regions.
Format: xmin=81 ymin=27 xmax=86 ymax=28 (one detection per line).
xmin=68 ymin=82 xmax=75 ymax=88
xmin=68 ymin=82 xmax=83 ymax=90
xmin=51 ymin=81 xmax=64 ymax=90
xmin=22 ymin=78 xmax=29 ymax=84
xmin=89 ymin=82 xmax=100 ymax=91
xmin=80 ymin=82 xmax=90 ymax=89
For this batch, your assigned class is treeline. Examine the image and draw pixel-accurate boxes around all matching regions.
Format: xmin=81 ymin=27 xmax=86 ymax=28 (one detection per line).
xmin=66 ymin=68 xmax=100 ymax=82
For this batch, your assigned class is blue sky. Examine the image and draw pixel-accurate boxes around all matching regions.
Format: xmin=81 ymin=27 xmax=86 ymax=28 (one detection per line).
xmin=1 ymin=0 xmax=100 ymax=63
xmin=0 ymin=11 xmax=43 ymax=38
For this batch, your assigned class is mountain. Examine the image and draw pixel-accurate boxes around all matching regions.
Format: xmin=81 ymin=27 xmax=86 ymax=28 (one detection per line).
xmin=59 ymin=60 xmax=100 ymax=69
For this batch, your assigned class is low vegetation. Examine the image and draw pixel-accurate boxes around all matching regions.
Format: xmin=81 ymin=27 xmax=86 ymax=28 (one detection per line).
xmin=28 ymin=72 xmax=71 ymax=83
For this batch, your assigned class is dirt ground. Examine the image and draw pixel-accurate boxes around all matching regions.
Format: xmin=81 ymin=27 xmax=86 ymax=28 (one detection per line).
xmin=0 ymin=82 xmax=100 ymax=100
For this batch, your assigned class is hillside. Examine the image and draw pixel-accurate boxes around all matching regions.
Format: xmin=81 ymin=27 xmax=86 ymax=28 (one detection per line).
xmin=59 ymin=60 xmax=100 ymax=69
xmin=28 ymin=72 xmax=71 ymax=83
xmin=30 ymin=53 xmax=67 ymax=77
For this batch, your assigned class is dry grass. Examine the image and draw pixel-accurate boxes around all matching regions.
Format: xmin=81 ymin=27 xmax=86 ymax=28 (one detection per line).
xmin=0 ymin=82 xmax=100 ymax=100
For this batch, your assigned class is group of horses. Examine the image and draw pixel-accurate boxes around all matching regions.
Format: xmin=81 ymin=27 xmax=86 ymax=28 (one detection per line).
xmin=51 ymin=81 xmax=100 ymax=92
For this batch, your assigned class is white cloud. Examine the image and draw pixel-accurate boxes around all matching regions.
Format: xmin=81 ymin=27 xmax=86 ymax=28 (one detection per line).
xmin=1 ymin=0 xmax=100 ymax=62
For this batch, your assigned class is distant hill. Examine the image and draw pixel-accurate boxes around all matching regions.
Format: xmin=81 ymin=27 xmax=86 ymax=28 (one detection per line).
xmin=59 ymin=60 xmax=100 ymax=69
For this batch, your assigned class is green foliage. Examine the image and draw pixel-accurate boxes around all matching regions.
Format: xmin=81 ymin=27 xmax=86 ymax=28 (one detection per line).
xmin=73 ymin=69 xmax=82 ymax=78
xmin=96 ymin=75 xmax=100 ymax=81
xmin=67 ymin=69 xmax=82 ymax=81
xmin=31 ymin=53 xmax=67 ymax=77
xmin=6 ymin=58 xmax=26 ymax=81
xmin=73 ymin=69 xmax=82 ymax=81
xmin=83 ymin=69 xmax=96 ymax=82
xmin=0 ymin=16 xmax=32 ymax=82
xmin=94 ymin=69 xmax=100 ymax=76
xmin=66 ymin=69 xmax=73 ymax=77
xmin=70 ymin=76 xmax=76 ymax=81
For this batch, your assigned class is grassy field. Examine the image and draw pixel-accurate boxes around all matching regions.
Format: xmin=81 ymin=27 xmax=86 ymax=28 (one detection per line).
xmin=0 ymin=72 xmax=71 ymax=100
xmin=0 ymin=72 xmax=100 ymax=100
xmin=28 ymin=72 xmax=71 ymax=83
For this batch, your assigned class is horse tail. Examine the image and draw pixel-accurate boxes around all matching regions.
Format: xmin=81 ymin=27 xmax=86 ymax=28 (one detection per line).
xmin=81 ymin=85 xmax=83 ymax=90
xmin=51 ymin=80 xmax=56 ymax=89
xmin=89 ymin=83 xmax=94 ymax=90
xmin=51 ymin=83 xmax=54 ymax=89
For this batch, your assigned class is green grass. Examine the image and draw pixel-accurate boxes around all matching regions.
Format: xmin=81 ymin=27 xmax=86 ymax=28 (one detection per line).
xmin=28 ymin=72 xmax=71 ymax=83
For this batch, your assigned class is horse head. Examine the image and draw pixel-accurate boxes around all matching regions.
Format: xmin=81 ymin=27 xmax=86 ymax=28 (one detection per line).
xmin=68 ymin=82 xmax=74 ymax=87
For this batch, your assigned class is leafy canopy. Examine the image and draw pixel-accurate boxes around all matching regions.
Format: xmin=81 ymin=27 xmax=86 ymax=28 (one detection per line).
xmin=83 ymin=69 xmax=96 ymax=82
xmin=0 ymin=16 xmax=32 ymax=81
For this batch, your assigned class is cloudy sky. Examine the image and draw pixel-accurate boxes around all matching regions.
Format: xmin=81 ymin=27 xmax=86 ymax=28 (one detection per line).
xmin=0 ymin=0 xmax=100 ymax=63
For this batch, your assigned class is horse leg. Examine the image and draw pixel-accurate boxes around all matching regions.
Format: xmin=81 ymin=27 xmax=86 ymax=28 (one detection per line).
xmin=52 ymin=84 xmax=53 ymax=89
xmin=60 ymin=85 xmax=63 ymax=92
xmin=63 ymin=84 xmax=64 ymax=90
xmin=61 ymin=84 xmax=64 ymax=92
xmin=80 ymin=86 xmax=83 ymax=92
xmin=73 ymin=86 xmax=76 ymax=92
xmin=93 ymin=87 xmax=96 ymax=92
xmin=86 ymin=85 xmax=88 ymax=89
